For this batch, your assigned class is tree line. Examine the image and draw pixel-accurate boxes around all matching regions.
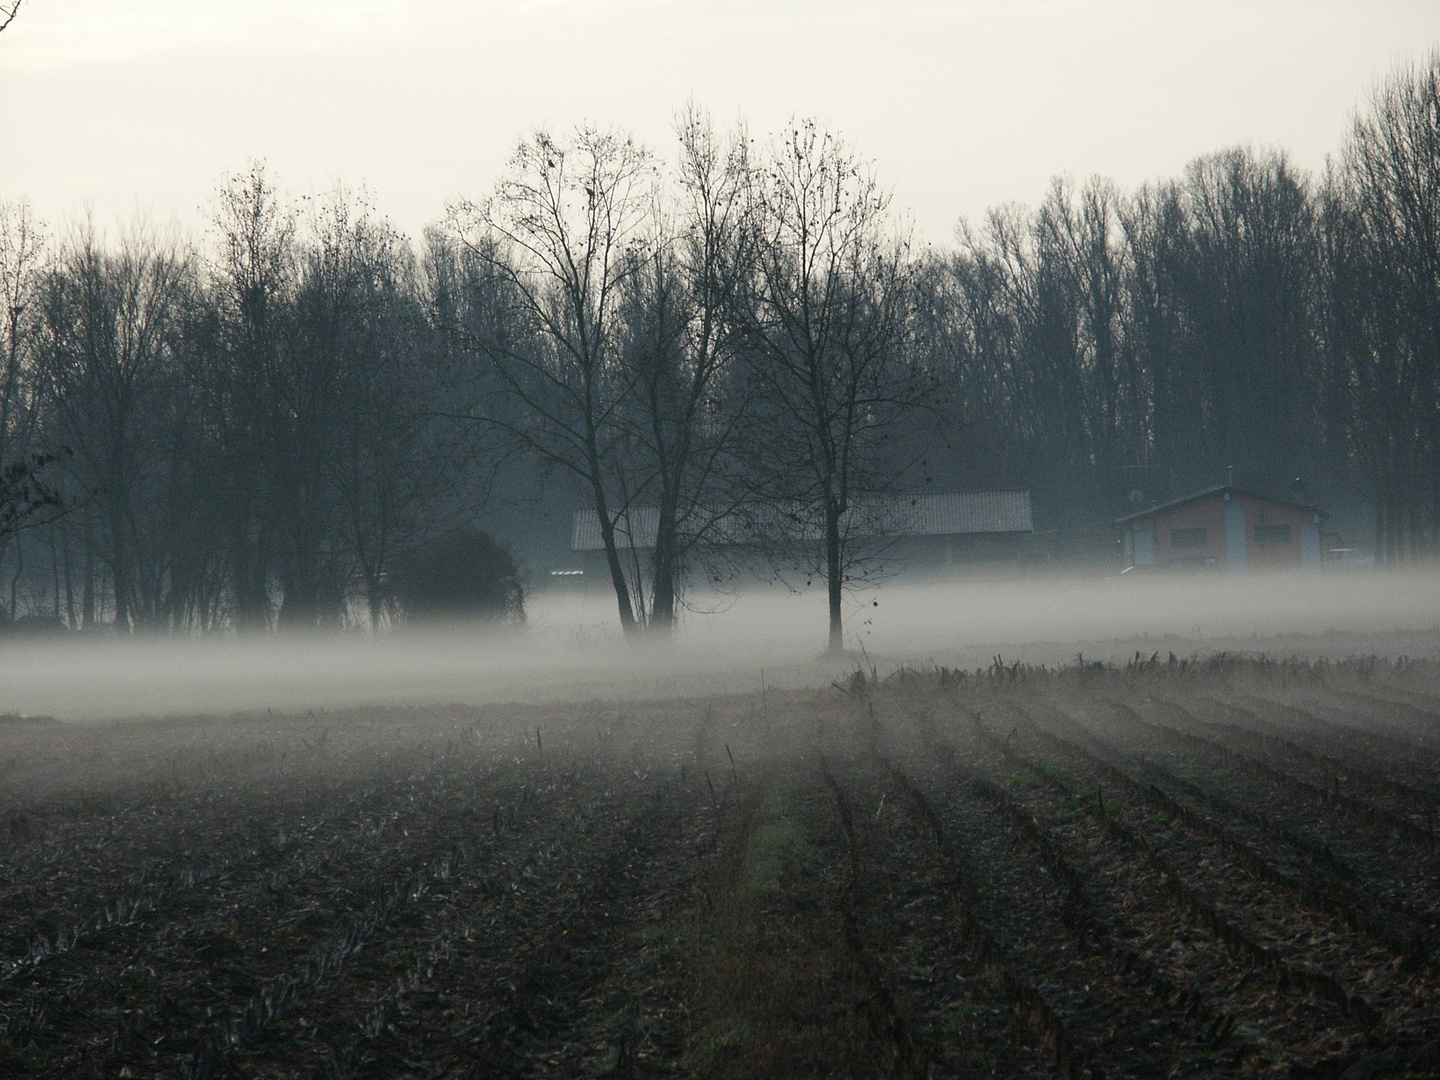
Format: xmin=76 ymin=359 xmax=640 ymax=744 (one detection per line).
xmin=0 ymin=56 xmax=1436 ymax=647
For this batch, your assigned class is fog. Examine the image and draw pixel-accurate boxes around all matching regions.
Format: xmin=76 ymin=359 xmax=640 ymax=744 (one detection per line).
xmin=1 ymin=569 xmax=1436 ymax=722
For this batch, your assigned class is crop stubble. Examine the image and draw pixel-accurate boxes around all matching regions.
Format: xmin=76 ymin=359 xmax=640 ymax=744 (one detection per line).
xmin=1 ymin=656 xmax=1438 ymax=1078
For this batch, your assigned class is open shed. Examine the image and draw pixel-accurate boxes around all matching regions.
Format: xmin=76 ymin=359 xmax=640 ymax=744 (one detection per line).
xmin=566 ymin=490 xmax=1034 ymax=579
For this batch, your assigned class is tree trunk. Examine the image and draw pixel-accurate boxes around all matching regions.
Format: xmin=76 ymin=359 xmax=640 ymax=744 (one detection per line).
xmin=648 ymin=487 xmax=680 ymax=635
xmin=365 ymin=568 xmax=385 ymax=631
xmin=825 ymin=497 xmax=844 ymax=655
xmin=82 ymin=516 xmax=94 ymax=629
xmin=110 ymin=518 xmax=131 ymax=633
xmin=8 ymin=539 xmax=21 ymax=623
xmin=600 ymin=530 xmax=639 ymax=637
xmin=591 ymin=483 xmax=639 ymax=638
xmin=232 ymin=517 xmax=271 ymax=632
xmin=61 ymin=514 xmax=76 ymax=630
xmin=277 ymin=576 xmax=317 ymax=629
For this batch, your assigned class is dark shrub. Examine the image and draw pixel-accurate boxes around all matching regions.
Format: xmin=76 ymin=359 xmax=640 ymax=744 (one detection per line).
xmin=390 ymin=529 xmax=525 ymax=626
xmin=1 ymin=615 xmax=68 ymax=638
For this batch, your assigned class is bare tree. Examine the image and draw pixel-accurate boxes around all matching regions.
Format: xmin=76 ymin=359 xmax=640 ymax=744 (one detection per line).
xmin=960 ymin=180 xmax=1141 ymax=532
xmin=611 ymin=107 xmax=755 ymax=632
xmin=271 ymin=188 xmax=417 ymax=628
xmin=939 ymin=211 xmax=1039 ymax=481
xmin=1325 ymin=52 xmax=1440 ymax=562
xmin=943 ymin=148 xmax=1324 ymax=544
xmin=737 ymin=121 xmax=925 ymax=655
xmin=314 ymin=201 xmax=458 ymax=630
xmin=0 ymin=201 xmax=52 ymax=572
xmin=446 ymin=126 xmax=656 ymax=638
xmin=201 ymin=162 xmax=297 ymax=629
xmin=0 ymin=2 xmax=22 ymax=35
xmin=197 ymin=173 xmax=451 ymax=629
xmin=1120 ymin=179 xmax=1197 ymax=489
xmin=1178 ymin=148 xmax=1322 ymax=485
xmin=34 ymin=218 xmax=195 ymax=631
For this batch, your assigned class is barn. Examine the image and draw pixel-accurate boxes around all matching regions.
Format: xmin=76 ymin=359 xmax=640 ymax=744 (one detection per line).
xmin=564 ymin=490 xmax=1034 ymax=580
xmin=1117 ymin=485 xmax=1323 ymax=572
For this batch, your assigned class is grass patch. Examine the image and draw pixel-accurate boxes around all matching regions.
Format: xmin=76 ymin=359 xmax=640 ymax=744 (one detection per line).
xmin=1008 ymin=761 xmax=1071 ymax=789
xmin=680 ymin=775 xmax=892 ymax=1078
xmin=1062 ymin=788 xmax=1123 ymax=816
xmin=1035 ymin=761 xmax=1071 ymax=784
xmin=739 ymin=786 xmax=803 ymax=896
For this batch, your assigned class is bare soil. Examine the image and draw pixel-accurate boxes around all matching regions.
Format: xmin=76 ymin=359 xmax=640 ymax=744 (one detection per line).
xmin=2 ymin=655 xmax=1439 ymax=1078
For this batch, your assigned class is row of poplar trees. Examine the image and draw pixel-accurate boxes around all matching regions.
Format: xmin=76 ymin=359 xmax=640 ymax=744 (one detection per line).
xmin=0 ymin=57 xmax=1436 ymax=646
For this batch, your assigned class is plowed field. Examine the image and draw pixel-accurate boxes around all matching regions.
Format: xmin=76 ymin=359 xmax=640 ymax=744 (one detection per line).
xmin=2 ymin=655 xmax=1439 ymax=1078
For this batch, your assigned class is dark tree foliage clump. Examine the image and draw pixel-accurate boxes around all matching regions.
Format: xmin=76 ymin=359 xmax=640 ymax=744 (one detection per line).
xmin=389 ymin=529 xmax=525 ymax=626
xmin=0 ymin=450 xmax=64 ymax=545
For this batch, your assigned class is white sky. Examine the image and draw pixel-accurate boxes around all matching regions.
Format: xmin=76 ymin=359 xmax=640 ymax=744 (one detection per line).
xmin=0 ymin=1 xmax=1435 ymax=248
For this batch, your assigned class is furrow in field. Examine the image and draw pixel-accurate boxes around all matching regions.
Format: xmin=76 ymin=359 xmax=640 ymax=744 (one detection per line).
xmin=1166 ymin=695 xmax=1440 ymax=835
xmin=214 ymin=766 xmax=697 ymax=1079
xmin=948 ymin=701 xmax=1395 ymax=1065
xmin=1101 ymin=696 xmax=1440 ymax=920
xmin=881 ymin=703 xmax=1245 ymax=1079
xmin=2 ymin=759 xmax=547 ymax=1075
xmin=1021 ymin=696 xmax=1437 ymax=969
xmin=1233 ymin=693 xmax=1440 ymax=797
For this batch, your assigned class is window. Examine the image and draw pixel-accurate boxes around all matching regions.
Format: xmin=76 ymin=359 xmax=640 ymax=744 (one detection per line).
xmin=1171 ymin=527 xmax=1208 ymax=548
xmin=1254 ymin=523 xmax=1291 ymax=546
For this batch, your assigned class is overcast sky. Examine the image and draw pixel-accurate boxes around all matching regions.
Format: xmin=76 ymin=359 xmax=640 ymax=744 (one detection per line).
xmin=0 ymin=1 xmax=1434 ymax=248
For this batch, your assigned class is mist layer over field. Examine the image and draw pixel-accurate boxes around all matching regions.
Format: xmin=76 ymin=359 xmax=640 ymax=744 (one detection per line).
xmin=2 ymin=569 xmax=1438 ymax=721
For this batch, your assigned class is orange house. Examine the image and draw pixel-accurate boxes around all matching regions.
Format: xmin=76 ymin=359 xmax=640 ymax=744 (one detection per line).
xmin=1117 ymin=486 xmax=1323 ymax=571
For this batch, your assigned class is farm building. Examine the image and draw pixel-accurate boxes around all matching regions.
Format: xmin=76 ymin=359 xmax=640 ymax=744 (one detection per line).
xmin=1116 ymin=485 xmax=1323 ymax=571
xmin=563 ymin=490 xmax=1034 ymax=580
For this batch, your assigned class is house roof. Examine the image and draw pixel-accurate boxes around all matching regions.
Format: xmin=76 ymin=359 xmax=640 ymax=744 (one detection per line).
xmin=572 ymin=490 xmax=1033 ymax=552
xmin=1114 ymin=485 xmax=1321 ymax=526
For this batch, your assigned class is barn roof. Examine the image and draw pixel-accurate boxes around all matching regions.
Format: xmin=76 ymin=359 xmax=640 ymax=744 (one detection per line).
xmin=572 ymin=490 xmax=1033 ymax=551
xmin=884 ymin=490 xmax=1034 ymax=535
xmin=571 ymin=505 xmax=661 ymax=553
xmin=1114 ymin=485 xmax=1320 ymax=526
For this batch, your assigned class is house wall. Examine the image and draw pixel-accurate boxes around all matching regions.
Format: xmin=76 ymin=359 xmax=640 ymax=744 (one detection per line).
xmin=1233 ymin=496 xmax=1316 ymax=569
xmin=1150 ymin=497 xmax=1228 ymax=566
xmin=1126 ymin=492 xmax=1320 ymax=570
